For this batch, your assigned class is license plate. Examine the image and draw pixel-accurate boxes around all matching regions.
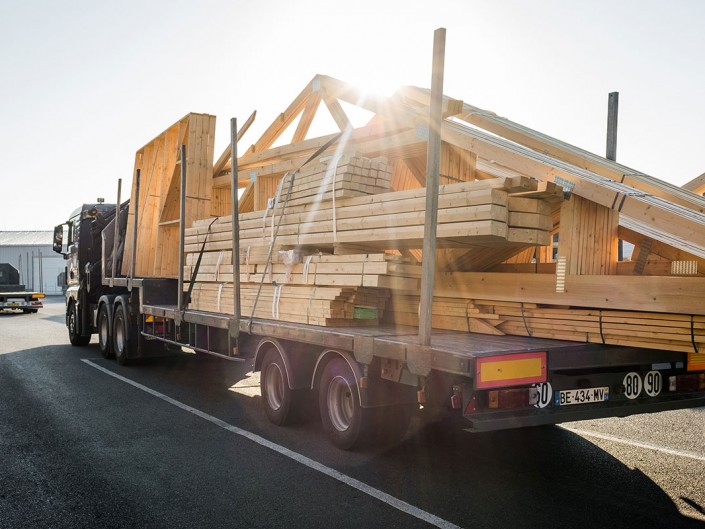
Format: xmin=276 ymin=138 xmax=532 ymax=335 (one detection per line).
xmin=555 ymin=386 xmax=609 ymax=406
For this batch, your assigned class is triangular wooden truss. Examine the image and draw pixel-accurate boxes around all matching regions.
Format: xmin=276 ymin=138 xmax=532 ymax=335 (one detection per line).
xmin=207 ymin=73 xmax=705 ymax=277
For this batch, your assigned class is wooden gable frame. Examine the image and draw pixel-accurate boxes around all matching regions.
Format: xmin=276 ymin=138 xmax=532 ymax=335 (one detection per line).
xmin=207 ymin=74 xmax=705 ymax=277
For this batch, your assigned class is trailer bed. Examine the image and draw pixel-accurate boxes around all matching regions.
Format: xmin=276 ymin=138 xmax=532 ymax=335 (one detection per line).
xmin=141 ymin=304 xmax=685 ymax=374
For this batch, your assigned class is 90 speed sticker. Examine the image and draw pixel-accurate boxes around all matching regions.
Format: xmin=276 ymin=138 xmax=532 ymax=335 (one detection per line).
xmin=644 ymin=371 xmax=662 ymax=397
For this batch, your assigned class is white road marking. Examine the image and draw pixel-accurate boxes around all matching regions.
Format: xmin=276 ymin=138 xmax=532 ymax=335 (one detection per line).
xmin=82 ymin=359 xmax=461 ymax=529
xmin=561 ymin=426 xmax=705 ymax=462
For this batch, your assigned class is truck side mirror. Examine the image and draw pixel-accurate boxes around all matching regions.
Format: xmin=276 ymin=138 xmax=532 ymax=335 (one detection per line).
xmin=53 ymin=224 xmax=65 ymax=255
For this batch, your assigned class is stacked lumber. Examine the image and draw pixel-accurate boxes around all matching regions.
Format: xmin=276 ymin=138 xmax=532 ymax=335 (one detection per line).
xmin=383 ymin=294 xmax=705 ymax=354
xmin=279 ymin=154 xmax=393 ymax=206
xmin=385 ymin=295 xmax=504 ymax=335
xmin=188 ymin=283 xmax=388 ymax=327
xmin=184 ymin=252 xmax=420 ymax=290
xmin=476 ymin=301 xmax=705 ymax=355
xmin=182 ymin=175 xmax=558 ymax=326
xmin=184 ymin=176 xmax=557 ymax=252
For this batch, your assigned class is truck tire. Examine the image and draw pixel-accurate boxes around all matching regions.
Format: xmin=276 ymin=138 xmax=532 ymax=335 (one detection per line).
xmin=319 ymin=357 xmax=373 ymax=450
xmin=260 ymin=349 xmax=298 ymax=426
xmin=68 ymin=301 xmax=90 ymax=346
xmin=112 ymin=303 xmax=134 ymax=366
xmin=97 ymin=303 xmax=114 ymax=359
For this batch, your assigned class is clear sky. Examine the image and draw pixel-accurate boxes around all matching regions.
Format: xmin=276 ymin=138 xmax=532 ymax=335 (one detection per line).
xmin=1 ymin=0 xmax=703 ymax=231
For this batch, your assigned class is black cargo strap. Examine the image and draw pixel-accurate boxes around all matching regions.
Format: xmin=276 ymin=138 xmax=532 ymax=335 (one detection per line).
xmin=691 ymin=315 xmax=698 ymax=354
xmin=183 ymin=217 xmax=218 ymax=310
xmin=598 ymin=310 xmax=606 ymax=345
xmin=520 ymin=302 xmax=532 ymax=337
xmin=247 ymin=132 xmax=343 ymax=334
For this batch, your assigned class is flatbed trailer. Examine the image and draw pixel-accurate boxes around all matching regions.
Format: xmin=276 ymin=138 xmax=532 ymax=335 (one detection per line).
xmin=0 ymin=263 xmax=44 ymax=313
xmin=0 ymin=291 xmax=44 ymax=313
xmin=87 ymin=273 xmax=704 ymax=449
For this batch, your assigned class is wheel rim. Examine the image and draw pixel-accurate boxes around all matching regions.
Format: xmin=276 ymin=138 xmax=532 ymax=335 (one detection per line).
xmin=99 ymin=312 xmax=109 ymax=348
xmin=68 ymin=309 xmax=77 ymax=335
xmin=264 ymin=362 xmax=285 ymax=411
xmin=115 ymin=314 xmax=125 ymax=353
xmin=327 ymin=376 xmax=354 ymax=432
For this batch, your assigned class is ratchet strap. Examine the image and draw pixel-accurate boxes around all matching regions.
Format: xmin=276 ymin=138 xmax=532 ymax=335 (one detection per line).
xmin=183 ymin=217 xmax=218 ymax=309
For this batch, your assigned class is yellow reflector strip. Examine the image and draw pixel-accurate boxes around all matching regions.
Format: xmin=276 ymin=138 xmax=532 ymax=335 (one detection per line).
xmin=32 ymin=293 xmax=45 ymax=299
xmin=476 ymin=352 xmax=546 ymax=389
xmin=688 ymin=350 xmax=705 ymax=371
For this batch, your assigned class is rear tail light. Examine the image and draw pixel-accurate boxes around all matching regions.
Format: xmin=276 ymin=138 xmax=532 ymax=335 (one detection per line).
xmin=488 ymin=388 xmax=539 ymax=409
xmin=464 ymin=387 xmax=540 ymax=415
xmin=668 ymin=374 xmax=705 ymax=392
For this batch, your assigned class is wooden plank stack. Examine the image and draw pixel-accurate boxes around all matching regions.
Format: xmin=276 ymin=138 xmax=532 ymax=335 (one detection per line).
xmin=479 ymin=301 xmax=705 ymax=355
xmin=188 ymin=283 xmax=389 ymax=327
xmin=278 ymin=154 xmax=393 ymax=206
xmin=184 ymin=176 xmax=556 ymax=253
xmin=182 ymin=169 xmax=557 ymax=327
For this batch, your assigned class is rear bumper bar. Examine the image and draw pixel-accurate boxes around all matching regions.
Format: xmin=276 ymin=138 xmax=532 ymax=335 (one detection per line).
xmin=463 ymin=393 xmax=705 ymax=432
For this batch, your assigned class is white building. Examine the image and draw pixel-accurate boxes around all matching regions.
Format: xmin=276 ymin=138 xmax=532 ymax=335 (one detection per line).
xmin=0 ymin=231 xmax=65 ymax=295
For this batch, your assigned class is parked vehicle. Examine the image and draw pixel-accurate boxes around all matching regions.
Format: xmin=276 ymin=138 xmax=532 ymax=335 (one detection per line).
xmin=0 ymin=263 xmax=43 ymax=314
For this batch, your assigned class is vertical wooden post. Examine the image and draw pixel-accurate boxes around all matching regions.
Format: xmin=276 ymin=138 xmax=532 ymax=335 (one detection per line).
xmin=230 ymin=118 xmax=241 ymax=344
xmin=419 ymin=27 xmax=446 ymax=347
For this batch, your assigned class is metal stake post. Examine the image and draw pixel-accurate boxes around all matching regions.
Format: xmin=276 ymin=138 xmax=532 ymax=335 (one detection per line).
xmin=418 ymin=27 xmax=446 ymax=347
xmin=230 ymin=118 xmax=241 ymax=346
xmin=111 ymin=178 xmax=121 ymax=288
xmin=129 ymin=169 xmax=140 ymax=292
xmin=178 ymin=145 xmax=187 ymax=312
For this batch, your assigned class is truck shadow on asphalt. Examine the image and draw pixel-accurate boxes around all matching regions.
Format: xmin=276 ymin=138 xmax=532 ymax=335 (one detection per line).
xmin=31 ymin=345 xmax=705 ymax=529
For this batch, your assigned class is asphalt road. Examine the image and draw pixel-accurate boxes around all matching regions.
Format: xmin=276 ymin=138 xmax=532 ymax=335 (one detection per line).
xmin=1 ymin=297 xmax=703 ymax=528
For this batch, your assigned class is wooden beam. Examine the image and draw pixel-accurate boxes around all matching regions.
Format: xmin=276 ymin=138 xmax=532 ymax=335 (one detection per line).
xmin=213 ymin=110 xmax=257 ymax=176
xmin=322 ymin=90 xmax=351 ymax=131
xmin=436 ymin=272 xmax=705 ymax=315
xmin=250 ymin=78 xmax=314 ymax=154
xmin=683 ymin=171 xmax=705 ymax=195
xmin=401 ymin=156 xmax=426 ymax=186
xmin=619 ymin=224 xmax=705 ymax=271
xmin=292 ymin=92 xmax=321 ymax=143
xmin=631 ymin=238 xmax=652 ymax=275
xmin=399 ymin=85 xmax=705 ymax=215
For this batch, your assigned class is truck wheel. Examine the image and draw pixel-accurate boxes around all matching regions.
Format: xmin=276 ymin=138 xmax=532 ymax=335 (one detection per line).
xmin=112 ymin=304 xmax=134 ymax=366
xmin=68 ymin=302 xmax=90 ymax=346
xmin=260 ymin=349 xmax=297 ymax=426
xmin=97 ymin=304 xmax=114 ymax=359
xmin=319 ymin=357 xmax=373 ymax=450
